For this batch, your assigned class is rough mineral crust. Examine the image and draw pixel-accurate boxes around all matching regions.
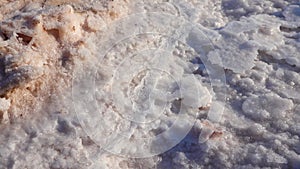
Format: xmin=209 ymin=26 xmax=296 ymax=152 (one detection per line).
xmin=0 ymin=0 xmax=300 ymax=169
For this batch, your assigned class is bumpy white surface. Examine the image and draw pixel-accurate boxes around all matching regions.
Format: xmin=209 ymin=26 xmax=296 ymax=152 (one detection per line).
xmin=0 ymin=0 xmax=300 ymax=169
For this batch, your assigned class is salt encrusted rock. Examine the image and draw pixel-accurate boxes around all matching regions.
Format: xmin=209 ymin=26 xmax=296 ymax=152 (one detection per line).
xmin=0 ymin=0 xmax=129 ymax=123
xmin=42 ymin=5 xmax=84 ymax=44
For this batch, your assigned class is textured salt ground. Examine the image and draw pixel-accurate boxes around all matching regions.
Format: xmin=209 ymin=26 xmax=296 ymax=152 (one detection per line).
xmin=0 ymin=0 xmax=300 ymax=169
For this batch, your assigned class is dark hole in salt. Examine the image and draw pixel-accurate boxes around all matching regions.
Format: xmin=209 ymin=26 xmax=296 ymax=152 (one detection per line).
xmin=16 ymin=33 xmax=32 ymax=45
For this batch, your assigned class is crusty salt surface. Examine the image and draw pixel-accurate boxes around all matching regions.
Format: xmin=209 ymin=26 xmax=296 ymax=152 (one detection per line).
xmin=242 ymin=93 xmax=293 ymax=120
xmin=72 ymin=12 xmax=218 ymax=157
xmin=0 ymin=0 xmax=300 ymax=169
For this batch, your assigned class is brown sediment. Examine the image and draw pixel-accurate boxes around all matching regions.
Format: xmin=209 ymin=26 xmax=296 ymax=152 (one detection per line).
xmin=209 ymin=131 xmax=223 ymax=140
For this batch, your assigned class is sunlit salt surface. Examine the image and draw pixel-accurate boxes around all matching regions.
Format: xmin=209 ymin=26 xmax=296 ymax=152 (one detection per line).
xmin=0 ymin=0 xmax=299 ymax=168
